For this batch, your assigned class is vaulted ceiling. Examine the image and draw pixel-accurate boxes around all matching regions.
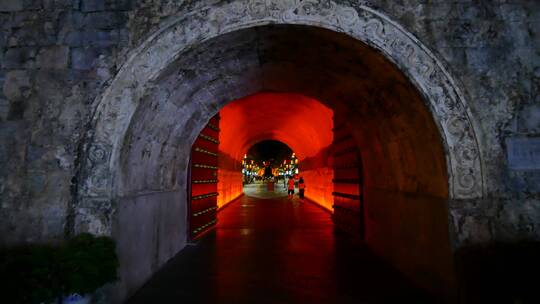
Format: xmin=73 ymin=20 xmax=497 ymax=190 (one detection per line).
xmin=219 ymin=92 xmax=333 ymax=161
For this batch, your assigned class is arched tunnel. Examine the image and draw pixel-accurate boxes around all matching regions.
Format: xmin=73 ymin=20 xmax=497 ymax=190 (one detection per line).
xmin=82 ymin=25 xmax=456 ymax=302
xmin=217 ymin=93 xmax=334 ymax=209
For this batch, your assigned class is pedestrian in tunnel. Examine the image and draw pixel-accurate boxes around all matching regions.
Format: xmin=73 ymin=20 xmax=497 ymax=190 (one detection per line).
xmin=298 ymin=177 xmax=306 ymax=200
xmin=287 ymin=175 xmax=295 ymax=199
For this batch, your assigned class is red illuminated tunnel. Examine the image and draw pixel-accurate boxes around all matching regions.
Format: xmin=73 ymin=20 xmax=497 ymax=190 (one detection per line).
xmin=217 ymin=92 xmax=334 ymax=209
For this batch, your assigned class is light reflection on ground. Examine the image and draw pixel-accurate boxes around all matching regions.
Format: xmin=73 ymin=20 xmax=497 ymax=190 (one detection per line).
xmin=243 ymin=180 xmax=289 ymax=199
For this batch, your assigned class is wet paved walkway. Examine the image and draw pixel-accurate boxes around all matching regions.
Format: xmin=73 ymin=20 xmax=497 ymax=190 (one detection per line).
xmin=242 ymin=180 xmax=288 ymax=199
xmin=128 ymin=191 xmax=434 ymax=303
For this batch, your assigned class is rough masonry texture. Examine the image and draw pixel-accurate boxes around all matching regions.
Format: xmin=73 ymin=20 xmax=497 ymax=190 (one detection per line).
xmin=0 ymin=0 xmax=539 ymax=302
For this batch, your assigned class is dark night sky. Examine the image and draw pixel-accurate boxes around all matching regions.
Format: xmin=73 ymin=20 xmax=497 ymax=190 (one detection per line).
xmin=247 ymin=140 xmax=293 ymax=166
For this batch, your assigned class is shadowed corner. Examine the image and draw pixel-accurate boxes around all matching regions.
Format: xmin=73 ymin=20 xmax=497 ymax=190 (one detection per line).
xmin=455 ymin=241 xmax=540 ymax=304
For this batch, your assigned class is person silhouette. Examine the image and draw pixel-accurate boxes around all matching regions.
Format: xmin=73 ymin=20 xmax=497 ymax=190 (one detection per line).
xmin=298 ymin=177 xmax=306 ymax=200
xmin=287 ymin=175 xmax=295 ymax=199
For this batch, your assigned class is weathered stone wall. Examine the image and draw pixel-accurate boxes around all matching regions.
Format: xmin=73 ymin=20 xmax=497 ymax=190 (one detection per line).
xmin=1 ymin=0 xmax=537 ymax=245
xmin=369 ymin=0 xmax=540 ymax=247
xmin=0 ymin=0 xmax=538 ymax=302
xmin=0 ymin=0 xmax=131 ymax=244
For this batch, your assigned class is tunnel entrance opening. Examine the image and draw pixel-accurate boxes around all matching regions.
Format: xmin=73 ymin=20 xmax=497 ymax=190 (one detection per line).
xmin=245 ymin=140 xmax=293 ymax=180
xmin=76 ymin=6 xmax=485 ymax=301
xmin=184 ymin=78 xmax=452 ymax=299
xmin=218 ymin=93 xmax=333 ymax=206
xmin=243 ymin=140 xmax=292 ymax=185
xmin=240 ymin=140 xmax=294 ymax=199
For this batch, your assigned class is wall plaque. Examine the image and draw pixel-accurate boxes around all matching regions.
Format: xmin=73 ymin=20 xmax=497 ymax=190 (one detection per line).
xmin=506 ymin=136 xmax=540 ymax=170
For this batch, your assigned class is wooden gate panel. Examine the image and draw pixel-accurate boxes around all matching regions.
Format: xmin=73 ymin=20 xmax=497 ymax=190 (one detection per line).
xmin=332 ymin=120 xmax=365 ymax=239
xmin=189 ymin=115 xmax=220 ymax=239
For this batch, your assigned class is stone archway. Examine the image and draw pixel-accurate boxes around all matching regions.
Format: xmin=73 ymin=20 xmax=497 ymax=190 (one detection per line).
xmin=78 ymin=0 xmax=483 ymax=206
xmin=72 ymin=1 xmax=484 ymax=300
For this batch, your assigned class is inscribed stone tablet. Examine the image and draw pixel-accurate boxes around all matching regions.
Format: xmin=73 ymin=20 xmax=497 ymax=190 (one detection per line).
xmin=506 ymin=137 xmax=540 ymax=170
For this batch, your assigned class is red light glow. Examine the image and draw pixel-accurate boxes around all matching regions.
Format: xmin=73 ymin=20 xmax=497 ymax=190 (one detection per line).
xmin=218 ymin=92 xmax=334 ymax=209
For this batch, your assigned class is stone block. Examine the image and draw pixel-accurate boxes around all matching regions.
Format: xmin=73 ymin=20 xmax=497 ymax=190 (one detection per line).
xmin=64 ymin=30 xmax=123 ymax=47
xmin=86 ymin=30 xmax=121 ymax=47
xmin=28 ymin=170 xmax=46 ymax=194
xmin=7 ymin=100 xmax=25 ymax=119
xmin=36 ymin=45 xmax=69 ymax=69
xmin=63 ymin=30 xmax=83 ymax=46
xmin=42 ymin=0 xmax=73 ymax=9
xmin=81 ymin=0 xmax=105 ymax=12
xmin=22 ymin=0 xmax=42 ymax=10
xmin=83 ymin=11 xmax=127 ymax=30
xmin=9 ymin=26 xmax=56 ymax=47
xmin=0 ymin=120 xmax=29 ymax=166
xmin=2 ymin=47 xmax=37 ymax=69
xmin=0 ymin=30 xmax=6 ymax=47
xmin=506 ymin=136 xmax=540 ymax=170
xmin=0 ymin=0 xmax=23 ymax=12
xmin=3 ymin=70 xmax=29 ymax=101
xmin=71 ymin=46 xmax=100 ymax=70
xmin=517 ymin=104 xmax=540 ymax=133
xmin=0 ymin=98 xmax=8 ymax=121
xmin=81 ymin=0 xmax=132 ymax=12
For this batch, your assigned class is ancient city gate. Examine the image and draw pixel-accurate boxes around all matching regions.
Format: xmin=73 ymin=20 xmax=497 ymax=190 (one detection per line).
xmin=76 ymin=1 xmax=485 ymax=301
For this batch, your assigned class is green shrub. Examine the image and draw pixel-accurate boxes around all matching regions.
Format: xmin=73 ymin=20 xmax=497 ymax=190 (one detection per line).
xmin=0 ymin=244 xmax=62 ymax=303
xmin=0 ymin=234 xmax=118 ymax=303
xmin=60 ymin=233 xmax=119 ymax=295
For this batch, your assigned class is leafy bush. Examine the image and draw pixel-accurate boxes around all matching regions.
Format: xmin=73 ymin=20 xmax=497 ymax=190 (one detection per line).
xmin=0 ymin=244 xmax=62 ymax=303
xmin=60 ymin=233 xmax=119 ymax=295
xmin=0 ymin=234 xmax=118 ymax=303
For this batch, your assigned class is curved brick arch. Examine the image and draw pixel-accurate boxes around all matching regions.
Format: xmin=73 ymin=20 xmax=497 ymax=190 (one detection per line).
xmin=78 ymin=0 xmax=484 ymax=235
